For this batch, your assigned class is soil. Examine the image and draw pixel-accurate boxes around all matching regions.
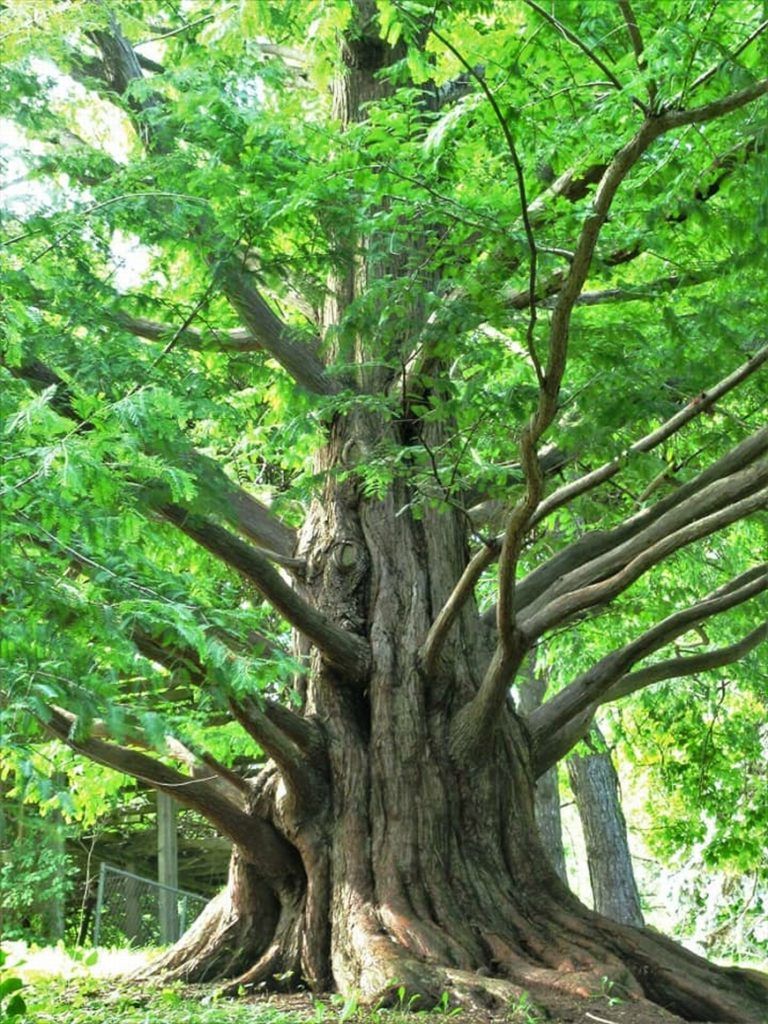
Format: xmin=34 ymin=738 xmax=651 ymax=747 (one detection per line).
xmin=213 ymin=987 xmax=737 ymax=1024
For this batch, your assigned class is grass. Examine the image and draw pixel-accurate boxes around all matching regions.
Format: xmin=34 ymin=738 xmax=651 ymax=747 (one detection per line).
xmin=2 ymin=942 xmax=291 ymax=1024
xmin=0 ymin=942 xmax=488 ymax=1024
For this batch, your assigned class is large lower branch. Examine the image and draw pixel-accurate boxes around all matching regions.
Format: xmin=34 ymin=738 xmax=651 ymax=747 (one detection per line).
xmin=521 ymin=465 xmax=767 ymax=639
xmin=427 ymin=71 xmax=766 ymax=670
xmin=534 ymin=619 xmax=767 ymax=774
xmin=79 ymin=708 xmax=249 ymax=807
xmin=42 ymin=706 xmax=299 ymax=879
xmin=529 ymin=566 xmax=768 ymax=758
xmin=604 ymin=620 xmax=768 ymax=702
xmin=162 ymin=504 xmax=371 ymax=683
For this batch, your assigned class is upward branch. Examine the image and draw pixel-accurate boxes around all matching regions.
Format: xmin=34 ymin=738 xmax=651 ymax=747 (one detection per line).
xmin=422 ymin=350 xmax=766 ymax=671
xmin=447 ymin=78 xmax=767 ymax=759
xmin=529 ymin=566 xmax=768 ymax=769
xmin=216 ymin=260 xmax=338 ymax=396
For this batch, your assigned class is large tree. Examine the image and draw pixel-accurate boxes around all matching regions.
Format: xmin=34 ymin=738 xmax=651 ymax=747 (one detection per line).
xmin=1 ymin=1 xmax=767 ymax=1020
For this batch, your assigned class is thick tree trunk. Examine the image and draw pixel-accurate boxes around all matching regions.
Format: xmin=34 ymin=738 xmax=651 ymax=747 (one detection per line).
xmin=136 ymin=13 xmax=767 ymax=1021
xmin=143 ymin=442 xmax=768 ymax=1022
xmin=567 ymin=725 xmax=645 ymax=928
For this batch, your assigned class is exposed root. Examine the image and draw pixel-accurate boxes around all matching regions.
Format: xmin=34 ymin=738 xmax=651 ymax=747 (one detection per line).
xmin=219 ymin=892 xmax=306 ymax=996
xmin=135 ymin=856 xmax=280 ymax=984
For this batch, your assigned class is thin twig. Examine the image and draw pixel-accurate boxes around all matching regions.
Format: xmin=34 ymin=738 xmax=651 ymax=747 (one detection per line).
xmin=522 ymin=0 xmax=647 ymax=114
xmin=430 ymin=27 xmax=544 ymax=385
xmin=684 ymin=19 xmax=768 ymax=100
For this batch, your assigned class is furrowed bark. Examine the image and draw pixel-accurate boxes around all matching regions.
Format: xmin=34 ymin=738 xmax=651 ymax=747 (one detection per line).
xmin=11 ymin=10 xmax=768 ymax=1021
xmin=529 ymin=566 xmax=768 ymax=755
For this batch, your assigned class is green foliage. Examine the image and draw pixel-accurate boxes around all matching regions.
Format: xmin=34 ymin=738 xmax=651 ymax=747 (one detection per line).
xmin=0 ymin=0 xmax=766 ymax=970
xmin=0 ymin=952 xmax=26 ymax=1023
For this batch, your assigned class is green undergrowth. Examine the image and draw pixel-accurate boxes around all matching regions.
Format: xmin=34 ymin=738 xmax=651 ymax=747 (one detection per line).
xmin=1 ymin=943 xmax=545 ymax=1024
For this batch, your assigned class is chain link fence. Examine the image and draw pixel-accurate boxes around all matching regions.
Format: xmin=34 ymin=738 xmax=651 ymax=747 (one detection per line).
xmin=93 ymin=863 xmax=208 ymax=946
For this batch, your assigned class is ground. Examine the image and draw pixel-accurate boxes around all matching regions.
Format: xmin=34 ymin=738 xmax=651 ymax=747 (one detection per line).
xmin=8 ymin=944 xmax=758 ymax=1024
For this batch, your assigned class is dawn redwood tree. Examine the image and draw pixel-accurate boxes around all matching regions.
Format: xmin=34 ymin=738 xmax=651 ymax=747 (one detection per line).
xmin=1 ymin=1 xmax=767 ymax=1020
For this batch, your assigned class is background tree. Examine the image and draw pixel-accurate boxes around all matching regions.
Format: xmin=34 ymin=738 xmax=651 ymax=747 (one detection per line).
xmin=1 ymin=1 xmax=767 ymax=1020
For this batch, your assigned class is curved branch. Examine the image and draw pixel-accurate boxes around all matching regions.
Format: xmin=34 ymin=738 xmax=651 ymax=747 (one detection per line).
xmin=528 ymin=566 xmax=768 ymax=754
xmin=507 ymin=134 xmax=765 ymax=311
xmin=530 ymin=351 xmax=767 ymax=530
xmin=263 ymin=701 xmax=324 ymax=757
xmin=482 ymin=424 xmax=768 ymax=629
xmin=427 ymin=75 xmax=767 ymax=676
xmin=521 ymin=468 xmax=768 ymax=639
xmin=534 ymin=621 xmax=766 ymax=775
xmin=81 ymin=711 xmax=249 ymax=805
xmin=130 ymin=622 xmax=320 ymax=775
xmin=521 ymin=451 xmax=768 ymax=624
xmin=42 ymin=705 xmax=299 ymax=879
xmin=604 ymin=620 xmax=767 ymax=701
xmin=552 ymin=262 xmax=727 ymax=308
xmin=161 ymin=504 xmax=370 ymax=682
xmin=84 ymin=19 xmax=338 ymax=397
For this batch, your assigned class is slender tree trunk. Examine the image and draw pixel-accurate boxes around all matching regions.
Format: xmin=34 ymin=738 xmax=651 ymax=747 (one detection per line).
xmin=567 ymin=725 xmax=645 ymax=928
xmin=518 ymin=658 xmax=568 ymax=882
xmin=157 ymin=793 xmax=180 ymax=943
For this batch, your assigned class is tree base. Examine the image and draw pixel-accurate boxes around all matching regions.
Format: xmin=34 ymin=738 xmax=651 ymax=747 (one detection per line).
xmin=141 ymin=879 xmax=768 ymax=1023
